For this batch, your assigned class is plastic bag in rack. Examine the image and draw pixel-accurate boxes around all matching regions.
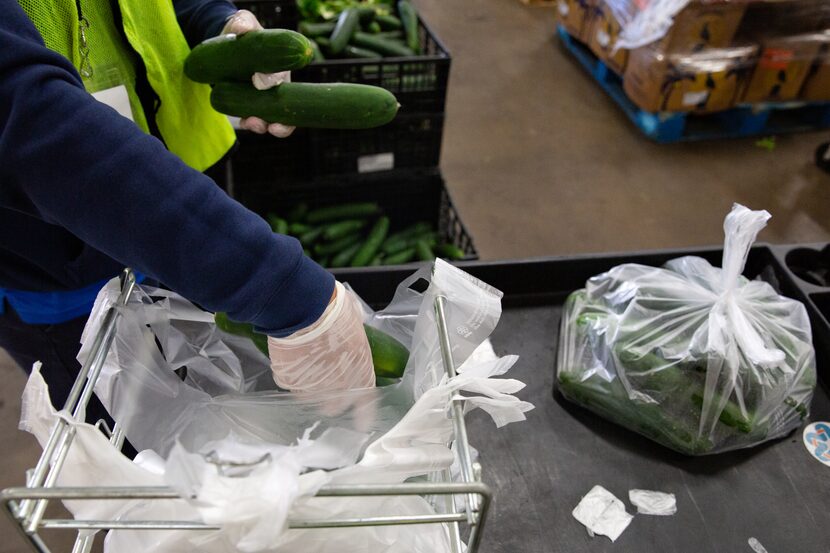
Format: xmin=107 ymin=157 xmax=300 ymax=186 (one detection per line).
xmin=24 ymin=259 xmax=532 ymax=552
xmin=556 ymin=204 xmax=816 ymax=455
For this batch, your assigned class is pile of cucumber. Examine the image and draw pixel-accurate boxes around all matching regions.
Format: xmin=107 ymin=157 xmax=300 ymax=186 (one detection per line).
xmin=185 ymin=28 xmax=399 ymax=129
xmin=299 ymin=0 xmax=421 ymax=60
xmin=265 ymin=201 xmax=466 ymax=267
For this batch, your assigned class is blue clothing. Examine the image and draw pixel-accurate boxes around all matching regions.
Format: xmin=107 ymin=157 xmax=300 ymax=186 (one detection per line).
xmin=174 ymin=0 xmax=238 ymax=47
xmin=0 ymin=0 xmax=334 ymax=336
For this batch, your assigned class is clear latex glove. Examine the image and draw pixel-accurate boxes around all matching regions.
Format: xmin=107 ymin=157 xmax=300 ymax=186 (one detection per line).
xmin=268 ymin=282 xmax=376 ymax=392
xmin=222 ymin=10 xmax=296 ymax=138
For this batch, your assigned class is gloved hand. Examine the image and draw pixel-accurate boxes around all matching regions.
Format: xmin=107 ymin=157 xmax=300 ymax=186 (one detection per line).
xmin=222 ymin=10 xmax=296 ymax=138
xmin=268 ymin=281 xmax=376 ymax=392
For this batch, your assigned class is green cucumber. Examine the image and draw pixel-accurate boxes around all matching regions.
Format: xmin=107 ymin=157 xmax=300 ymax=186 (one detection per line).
xmin=356 ymin=6 xmax=377 ymax=23
xmin=309 ymin=39 xmax=326 ymax=61
xmin=330 ymin=242 xmax=363 ymax=268
xmin=307 ymin=202 xmax=380 ymax=223
xmin=397 ymin=0 xmax=420 ymax=53
xmin=381 ymin=222 xmax=433 ymax=253
xmin=344 ymin=45 xmax=382 ymax=59
xmin=211 ymin=82 xmax=399 ymax=130
xmin=288 ymin=222 xmax=311 ymax=235
xmin=330 ymin=8 xmax=361 ymax=55
xmin=215 ymin=312 xmax=269 ymax=356
xmin=185 ymin=30 xmax=314 ymax=83
xmin=267 ymin=214 xmax=288 ymax=234
xmin=323 ymin=219 xmax=368 ymax=240
xmin=299 ymin=226 xmax=326 ymax=246
xmin=314 ymin=233 xmax=363 ymax=256
xmin=299 ymin=21 xmax=336 ymax=37
xmin=383 ymin=247 xmax=416 ymax=265
xmin=315 ymin=36 xmax=332 ymax=51
xmin=352 ymin=32 xmax=415 ymax=57
xmin=366 ymin=20 xmax=382 ymax=34
xmin=369 ymin=254 xmax=384 ymax=266
xmin=214 ymin=314 xmax=411 ymax=380
xmin=383 ymin=230 xmax=437 ymax=255
xmin=377 ymin=30 xmax=404 ymax=39
xmin=435 ymin=243 xmax=466 ymax=260
xmin=364 ymin=324 xmax=409 ymax=378
xmin=376 ymin=14 xmax=403 ymax=30
xmin=351 ymin=217 xmax=390 ymax=267
xmin=414 ymin=240 xmax=434 ymax=261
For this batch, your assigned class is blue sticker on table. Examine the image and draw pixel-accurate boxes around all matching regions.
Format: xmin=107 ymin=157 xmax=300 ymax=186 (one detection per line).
xmin=803 ymin=422 xmax=830 ymax=467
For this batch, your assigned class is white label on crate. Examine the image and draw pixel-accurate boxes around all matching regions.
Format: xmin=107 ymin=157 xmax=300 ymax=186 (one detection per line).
xmin=682 ymin=91 xmax=710 ymax=106
xmin=596 ymin=29 xmax=610 ymax=48
xmin=558 ymin=0 xmax=569 ymax=16
xmin=358 ymin=152 xmax=395 ymax=173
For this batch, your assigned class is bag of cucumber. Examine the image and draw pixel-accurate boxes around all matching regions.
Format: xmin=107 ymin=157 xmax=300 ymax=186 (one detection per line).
xmin=264 ymin=201 xmax=467 ymax=267
xmin=556 ymin=204 xmax=817 ymax=455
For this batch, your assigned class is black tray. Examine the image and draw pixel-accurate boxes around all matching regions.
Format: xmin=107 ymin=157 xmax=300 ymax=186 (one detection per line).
xmin=338 ymin=244 xmax=830 ymax=553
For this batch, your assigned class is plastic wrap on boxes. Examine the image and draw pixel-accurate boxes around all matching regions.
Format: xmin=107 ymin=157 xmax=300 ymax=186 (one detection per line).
xmin=624 ymin=43 xmax=758 ymax=112
xmin=742 ymin=32 xmax=830 ymax=103
xmin=560 ymin=0 xmax=830 ymax=112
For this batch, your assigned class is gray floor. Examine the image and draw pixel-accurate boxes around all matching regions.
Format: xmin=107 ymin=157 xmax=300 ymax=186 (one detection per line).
xmin=2 ymin=1 xmax=829 ymax=551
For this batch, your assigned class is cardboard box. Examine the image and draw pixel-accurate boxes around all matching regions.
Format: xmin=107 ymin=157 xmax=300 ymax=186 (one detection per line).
xmin=737 ymin=0 xmax=830 ymax=38
xmin=742 ymin=34 xmax=824 ymax=103
xmin=657 ymin=1 xmax=747 ymax=53
xmin=556 ymin=0 xmax=595 ymax=40
xmin=585 ymin=0 xmax=629 ymax=75
xmin=800 ymin=33 xmax=830 ymax=101
xmin=623 ymin=44 xmax=758 ymax=112
xmin=801 ymin=59 xmax=830 ymax=101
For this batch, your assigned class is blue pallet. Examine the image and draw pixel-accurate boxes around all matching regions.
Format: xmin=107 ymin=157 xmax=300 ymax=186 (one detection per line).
xmin=556 ymin=25 xmax=830 ymax=143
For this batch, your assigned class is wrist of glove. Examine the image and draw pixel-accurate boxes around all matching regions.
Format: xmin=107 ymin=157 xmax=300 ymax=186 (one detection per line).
xmin=221 ymin=10 xmax=296 ymax=138
xmin=268 ymin=281 xmax=375 ymax=392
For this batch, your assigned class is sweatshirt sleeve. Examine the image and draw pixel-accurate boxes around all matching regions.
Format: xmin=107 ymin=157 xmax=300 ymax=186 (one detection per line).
xmin=0 ymin=1 xmax=334 ymax=337
xmin=173 ymin=0 xmax=238 ymax=47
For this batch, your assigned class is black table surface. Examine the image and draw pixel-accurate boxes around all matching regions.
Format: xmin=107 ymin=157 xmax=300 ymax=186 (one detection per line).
xmin=469 ymin=304 xmax=830 ymax=553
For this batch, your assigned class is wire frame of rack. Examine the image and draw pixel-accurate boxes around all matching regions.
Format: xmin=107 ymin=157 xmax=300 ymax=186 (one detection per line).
xmin=2 ymin=269 xmax=491 ymax=553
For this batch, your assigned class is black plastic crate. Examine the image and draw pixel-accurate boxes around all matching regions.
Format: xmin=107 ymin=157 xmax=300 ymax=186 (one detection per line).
xmin=235 ymin=0 xmax=451 ymax=114
xmin=231 ymin=111 xmax=443 ymax=182
xmin=232 ymin=169 xmax=477 ymax=263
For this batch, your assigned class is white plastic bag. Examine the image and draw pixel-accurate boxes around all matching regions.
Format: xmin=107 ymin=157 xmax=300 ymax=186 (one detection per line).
xmin=607 ymin=0 xmax=693 ymax=51
xmin=22 ymin=260 xmax=532 ymax=552
xmin=557 ymin=204 xmax=816 ymax=455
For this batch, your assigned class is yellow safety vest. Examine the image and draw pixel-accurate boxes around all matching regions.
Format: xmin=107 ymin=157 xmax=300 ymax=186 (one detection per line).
xmin=18 ymin=0 xmax=235 ymax=172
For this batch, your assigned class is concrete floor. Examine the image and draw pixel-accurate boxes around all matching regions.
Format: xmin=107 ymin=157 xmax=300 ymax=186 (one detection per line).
xmin=1 ymin=0 xmax=829 ymax=551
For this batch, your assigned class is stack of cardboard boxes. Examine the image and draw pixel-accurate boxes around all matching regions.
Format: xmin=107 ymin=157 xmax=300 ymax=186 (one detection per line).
xmin=557 ymin=0 xmax=830 ymax=113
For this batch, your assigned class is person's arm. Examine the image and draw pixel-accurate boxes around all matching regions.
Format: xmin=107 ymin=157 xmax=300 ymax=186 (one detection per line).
xmin=0 ymin=1 xmax=333 ymax=336
xmin=173 ymin=0 xmax=237 ymax=47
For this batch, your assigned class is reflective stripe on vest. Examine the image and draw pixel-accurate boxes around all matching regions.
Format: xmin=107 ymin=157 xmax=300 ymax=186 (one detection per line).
xmin=18 ymin=0 xmax=235 ymax=171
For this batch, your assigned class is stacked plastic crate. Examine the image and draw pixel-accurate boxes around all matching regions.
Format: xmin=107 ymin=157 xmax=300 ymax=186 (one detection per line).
xmin=228 ymin=0 xmax=477 ymax=264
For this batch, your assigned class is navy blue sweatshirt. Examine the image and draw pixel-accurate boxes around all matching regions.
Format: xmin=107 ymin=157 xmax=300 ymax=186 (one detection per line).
xmin=0 ymin=0 xmax=334 ymax=336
